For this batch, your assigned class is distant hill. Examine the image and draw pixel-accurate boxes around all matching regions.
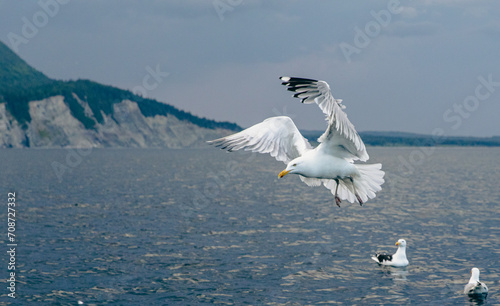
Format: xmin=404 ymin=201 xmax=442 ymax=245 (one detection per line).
xmin=0 ymin=41 xmax=240 ymax=148
xmin=0 ymin=41 xmax=240 ymax=131
xmin=302 ymin=130 xmax=500 ymax=147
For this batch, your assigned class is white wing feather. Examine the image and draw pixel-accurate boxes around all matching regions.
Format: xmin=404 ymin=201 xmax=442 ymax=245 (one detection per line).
xmin=280 ymin=77 xmax=369 ymax=161
xmin=208 ymin=116 xmax=311 ymax=164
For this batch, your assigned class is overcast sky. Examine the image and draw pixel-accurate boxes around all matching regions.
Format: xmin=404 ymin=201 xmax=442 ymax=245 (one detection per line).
xmin=1 ymin=0 xmax=499 ymax=137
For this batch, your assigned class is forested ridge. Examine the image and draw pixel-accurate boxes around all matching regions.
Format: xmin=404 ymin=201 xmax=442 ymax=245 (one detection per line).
xmin=300 ymin=130 xmax=500 ymax=147
xmin=0 ymin=41 xmax=241 ymax=131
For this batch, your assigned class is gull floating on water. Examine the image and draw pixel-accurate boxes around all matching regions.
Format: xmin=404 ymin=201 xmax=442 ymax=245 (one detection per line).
xmin=209 ymin=77 xmax=385 ymax=205
xmin=371 ymin=239 xmax=409 ymax=267
xmin=464 ymin=268 xmax=488 ymax=296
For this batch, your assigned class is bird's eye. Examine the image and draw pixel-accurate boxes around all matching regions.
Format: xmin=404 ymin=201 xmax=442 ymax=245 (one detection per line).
xmin=293 ymin=163 xmax=297 ymax=167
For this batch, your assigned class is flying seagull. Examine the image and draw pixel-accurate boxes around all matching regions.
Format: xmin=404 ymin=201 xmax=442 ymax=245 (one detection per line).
xmin=464 ymin=268 xmax=488 ymax=296
xmin=371 ymin=239 xmax=409 ymax=267
xmin=208 ymin=77 xmax=385 ymax=206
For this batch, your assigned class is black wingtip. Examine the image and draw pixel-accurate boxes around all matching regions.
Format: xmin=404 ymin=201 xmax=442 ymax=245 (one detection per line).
xmin=284 ymin=77 xmax=318 ymax=83
xmin=280 ymin=76 xmax=318 ymax=85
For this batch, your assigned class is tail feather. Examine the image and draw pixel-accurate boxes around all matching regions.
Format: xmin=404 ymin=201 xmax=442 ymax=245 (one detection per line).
xmin=353 ymin=163 xmax=385 ymax=203
xmin=323 ymin=163 xmax=384 ymax=204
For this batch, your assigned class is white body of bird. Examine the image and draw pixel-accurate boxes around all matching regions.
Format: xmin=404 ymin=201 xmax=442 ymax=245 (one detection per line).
xmin=283 ymin=144 xmax=359 ymax=180
xmin=464 ymin=268 xmax=488 ymax=295
xmin=371 ymin=239 xmax=409 ymax=267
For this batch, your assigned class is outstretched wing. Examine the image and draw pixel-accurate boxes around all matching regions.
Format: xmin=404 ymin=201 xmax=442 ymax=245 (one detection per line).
xmin=208 ymin=116 xmax=311 ymax=164
xmin=280 ymin=77 xmax=369 ymax=161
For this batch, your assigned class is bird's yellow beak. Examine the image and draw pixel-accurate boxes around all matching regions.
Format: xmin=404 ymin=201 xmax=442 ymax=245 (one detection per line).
xmin=395 ymin=242 xmax=400 ymax=246
xmin=278 ymin=169 xmax=291 ymax=178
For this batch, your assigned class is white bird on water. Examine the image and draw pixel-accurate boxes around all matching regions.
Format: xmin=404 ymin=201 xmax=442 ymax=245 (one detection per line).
xmin=371 ymin=239 xmax=409 ymax=267
xmin=464 ymin=268 xmax=488 ymax=296
xmin=209 ymin=77 xmax=385 ymax=206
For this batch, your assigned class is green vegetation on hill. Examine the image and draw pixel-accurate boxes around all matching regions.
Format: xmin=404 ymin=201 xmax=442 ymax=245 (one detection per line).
xmin=0 ymin=41 xmax=53 ymax=92
xmin=0 ymin=41 xmax=241 ymax=131
xmin=1 ymin=80 xmax=96 ymax=129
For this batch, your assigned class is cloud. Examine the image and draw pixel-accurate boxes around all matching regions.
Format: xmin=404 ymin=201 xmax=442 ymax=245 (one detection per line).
xmin=478 ymin=20 xmax=500 ymax=38
xmin=399 ymin=6 xmax=419 ymax=19
xmin=385 ymin=21 xmax=440 ymax=37
xmin=463 ymin=6 xmax=489 ymax=18
xmin=417 ymin=0 xmax=478 ymax=6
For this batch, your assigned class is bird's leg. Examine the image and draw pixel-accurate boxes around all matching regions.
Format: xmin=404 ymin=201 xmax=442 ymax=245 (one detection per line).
xmin=334 ymin=178 xmax=341 ymax=207
xmin=349 ymin=177 xmax=363 ymax=206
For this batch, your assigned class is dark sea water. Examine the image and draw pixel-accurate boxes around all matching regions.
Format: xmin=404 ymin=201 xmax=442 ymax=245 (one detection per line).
xmin=0 ymin=147 xmax=499 ymax=305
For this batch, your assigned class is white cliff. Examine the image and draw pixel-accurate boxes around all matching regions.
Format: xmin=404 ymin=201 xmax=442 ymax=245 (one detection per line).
xmin=0 ymin=95 xmax=233 ymax=148
xmin=0 ymin=103 xmax=26 ymax=147
xmin=27 ymin=96 xmax=99 ymax=147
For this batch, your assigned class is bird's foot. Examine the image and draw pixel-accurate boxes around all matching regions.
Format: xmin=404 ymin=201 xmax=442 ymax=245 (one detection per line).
xmin=335 ymin=196 xmax=341 ymax=207
xmin=356 ymin=194 xmax=363 ymax=206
